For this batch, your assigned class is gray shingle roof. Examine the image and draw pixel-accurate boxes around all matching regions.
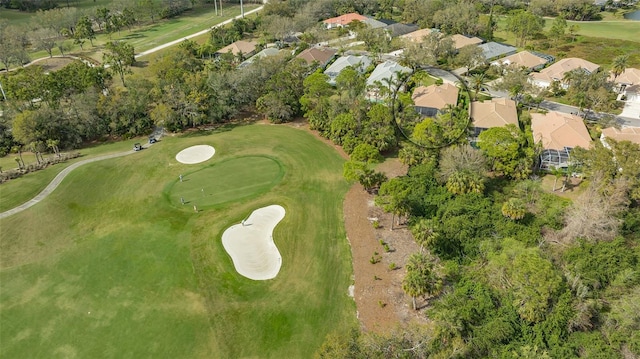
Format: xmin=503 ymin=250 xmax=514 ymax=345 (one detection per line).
xmin=478 ymin=42 xmax=517 ymax=60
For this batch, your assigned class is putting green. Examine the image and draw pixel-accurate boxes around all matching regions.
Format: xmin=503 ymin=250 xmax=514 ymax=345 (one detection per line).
xmin=167 ymin=155 xmax=284 ymax=208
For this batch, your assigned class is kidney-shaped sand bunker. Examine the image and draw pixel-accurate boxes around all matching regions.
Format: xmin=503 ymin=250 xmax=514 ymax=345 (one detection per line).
xmin=221 ymin=205 xmax=286 ymax=280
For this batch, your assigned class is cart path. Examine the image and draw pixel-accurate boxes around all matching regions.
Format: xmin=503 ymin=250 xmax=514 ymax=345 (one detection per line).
xmin=0 ymin=149 xmax=135 ymax=220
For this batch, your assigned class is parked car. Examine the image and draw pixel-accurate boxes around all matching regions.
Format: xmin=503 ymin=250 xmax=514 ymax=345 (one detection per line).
xmin=133 ymin=143 xmax=143 ymax=151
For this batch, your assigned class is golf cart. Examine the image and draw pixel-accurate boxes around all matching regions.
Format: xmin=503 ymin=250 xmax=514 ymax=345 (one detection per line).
xmin=133 ymin=143 xmax=143 ymax=151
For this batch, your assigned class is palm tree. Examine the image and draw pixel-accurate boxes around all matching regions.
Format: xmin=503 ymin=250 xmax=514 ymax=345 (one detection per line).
xmin=410 ymin=219 xmax=439 ymax=253
xmin=402 ymin=253 xmax=442 ymax=310
xmin=469 ymin=73 xmax=486 ymax=100
xmin=501 ymin=198 xmax=526 ymax=220
xmin=550 ymin=167 xmax=564 ymax=192
xmin=611 ymin=54 xmax=628 ymax=80
xmin=445 ymin=171 xmax=485 ymax=195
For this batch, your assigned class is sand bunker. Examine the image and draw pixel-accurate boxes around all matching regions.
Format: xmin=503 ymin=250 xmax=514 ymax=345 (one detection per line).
xmin=176 ymin=145 xmax=215 ymax=164
xmin=221 ymin=205 xmax=286 ymax=280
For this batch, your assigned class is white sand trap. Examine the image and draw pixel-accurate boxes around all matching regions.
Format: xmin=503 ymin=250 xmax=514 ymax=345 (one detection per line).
xmin=175 ymin=145 xmax=215 ymax=164
xmin=221 ymin=205 xmax=286 ymax=280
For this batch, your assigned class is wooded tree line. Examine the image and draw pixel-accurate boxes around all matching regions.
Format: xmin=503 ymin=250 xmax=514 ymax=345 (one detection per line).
xmin=321 ymin=142 xmax=640 ymax=358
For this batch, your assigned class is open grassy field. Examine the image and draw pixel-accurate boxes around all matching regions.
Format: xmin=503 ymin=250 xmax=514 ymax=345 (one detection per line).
xmin=0 ymin=137 xmax=151 ymax=212
xmin=1 ymin=2 xmax=259 ymax=64
xmin=494 ymin=17 xmax=640 ymax=68
xmin=0 ymin=124 xmax=356 ymax=358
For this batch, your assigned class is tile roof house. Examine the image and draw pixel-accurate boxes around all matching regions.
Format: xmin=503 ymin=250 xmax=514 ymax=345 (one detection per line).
xmin=478 ymin=42 xmax=517 ymax=61
xmin=366 ymin=60 xmax=412 ymax=101
xmin=600 ymin=126 xmax=640 ymax=147
xmin=296 ymin=47 xmax=337 ymax=68
xmin=451 ymin=34 xmax=483 ymax=50
xmin=323 ymin=13 xmax=368 ymax=28
xmin=530 ymin=57 xmax=600 ymax=89
xmin=531 ymin=111 xmax=592 ymax=169
xmin=611 ymin=68 xmax=640 ymax=102
xmin=216 ymin=40 xmax=259 ymax=57
xmin=412 ymin=83 xmax=459 ymax=117
xmin=324 ymin=55 xmax=372 ymax=84
xmin=401 ymin=28 xmax=435 ymax=42
xmin=491 ymin=50 xmax=549 ymax=71
xmin=470 ymin=98 xmax=518 ymax=138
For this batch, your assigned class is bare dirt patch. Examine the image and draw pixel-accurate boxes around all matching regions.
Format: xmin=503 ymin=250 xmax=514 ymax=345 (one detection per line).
xmin=33 ymin=57 xmax=76 ymax=72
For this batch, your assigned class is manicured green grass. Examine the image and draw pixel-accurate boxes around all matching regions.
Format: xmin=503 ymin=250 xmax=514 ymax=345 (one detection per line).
xmin=0 ymin=124 xmax=356 ymax=358
xmin=0 ymin=138 xmax=148 ymax=212
xmin=566 ymin=19 xmax=640 ymax=43
xmin=168 ymin=155 xmax=284 ymax=207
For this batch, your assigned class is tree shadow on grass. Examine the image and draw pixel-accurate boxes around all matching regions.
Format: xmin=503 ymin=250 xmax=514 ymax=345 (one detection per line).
xmin=178 ymin=120 xmax=256 ymax=138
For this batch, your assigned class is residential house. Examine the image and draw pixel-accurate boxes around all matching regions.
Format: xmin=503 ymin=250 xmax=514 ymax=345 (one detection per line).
xmin=611 ymin=67 xmax=640 ymax=102
xmin=530 ymin=57 xmax=600 ymax=89
xmin=400 ymin=28 xmax=435 ymax=43
xmin=323 ymin=13 xmax=368 ymax=29
xmin=239 ymin=47 xmax=281 ymax=68
xmin=296 ymin=47 xmax=337 ymax=68
xmin=478 ymin=42 xmax=517 ymax=61
xmin=366 ymin=60 xmax=412 ymax=101
xmin=412 ymin=83 xmax=459 ymax=117
xmin=324 ymin=55 xmax=372 ymax=85
xmin=384 ymin=23 xmax=420 ymax=38
xmin=451 ymin=34 xmax=483 ymax=51
xmin=600 ymin=126 xmax=640 ymax=147
xmin=362 ymin=17 xmax=391 ymax=29
xmin=531 ymin=111 xmax=592 ymax=169
xmin=470 ymin=98 xmax=518 ymax=139
xmin=491 ymin=50 xmax=550 ymax=71
xmin=216 ymin=40 xmax=259 ymax=58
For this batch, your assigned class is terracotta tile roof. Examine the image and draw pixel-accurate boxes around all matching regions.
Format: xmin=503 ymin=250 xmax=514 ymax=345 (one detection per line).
xmin=401 ymin=28 xmax=434 ymax=42
xmin=323 ymin=13 xmax=368 ymax=26
xmin=611 ymin=68 xmax=640 ymax=86
xmin=531 ymin=111 xmax=592 ymax=150
xmin=217 ymin=40 xmax=258 ymax=56
xmin=530 ymin=57 xmax=600 ymax=84
xmin=601 ymin=126 xmax=640 ymax=145
xmin=412 ymin=83 xmax=459 ymax=110
xmin=296 ymin=47 xmax=337 ymax=66
xmin=471 ymin=98 xmax=518 ymax=129
xmin=494 ymin=51 xmax=547 ymax=70
xmin=450 ymin=34 xmax=483 ymax=50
